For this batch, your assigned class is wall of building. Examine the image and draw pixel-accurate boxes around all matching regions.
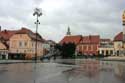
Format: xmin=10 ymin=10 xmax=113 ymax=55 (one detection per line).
xmin=0 ymin=42 xmax=8 ymax=59
xmin=113 ymin=41 xmax=124 ymax=56
xmin=0 ymin=42 xmax=6 ymax=49
xmin=9 ymin=34 xmax=44 ymax=59
xmin=99 ymin=47 xmax=114 ymax=56
xmin=77 ymin=44 xmax=99 ymax=55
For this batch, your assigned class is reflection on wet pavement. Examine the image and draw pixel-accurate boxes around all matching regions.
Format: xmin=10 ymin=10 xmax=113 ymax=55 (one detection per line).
xmin=0 ymin=59 xmax=125 ymax=83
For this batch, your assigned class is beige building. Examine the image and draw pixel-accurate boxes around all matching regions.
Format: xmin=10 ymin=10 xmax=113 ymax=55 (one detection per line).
xmin=0 ymin=41 xmax=8 ymax=59
xmin=0 ymin=27 xmax=17 ymax=59
xmin=9 ymin=28 xmax=44 ymax=59
xmin=99 ymin=47 xmax=114 ymax=56
xmin=99 ymin=39 xmax=114 ymax=56
xmin=113 ymin=10 xmax=125 ymax=56
xmin=114 ymin=32 xmax=125 ymax=56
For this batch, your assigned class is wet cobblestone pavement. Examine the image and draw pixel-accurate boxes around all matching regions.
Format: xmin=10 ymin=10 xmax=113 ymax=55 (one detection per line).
xmin=0 ymin=59 xmax=125 ymax=83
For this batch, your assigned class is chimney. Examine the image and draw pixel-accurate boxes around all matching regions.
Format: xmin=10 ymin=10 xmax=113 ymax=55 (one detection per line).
xmin=4 ymin=29 xmax=7 ymax=33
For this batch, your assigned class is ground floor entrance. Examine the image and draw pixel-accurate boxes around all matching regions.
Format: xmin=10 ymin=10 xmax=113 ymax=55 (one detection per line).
xmin=8 ymin=53 xmax=25 ymax=60
xmin=0 ymin=54 xmax=7 ymax=59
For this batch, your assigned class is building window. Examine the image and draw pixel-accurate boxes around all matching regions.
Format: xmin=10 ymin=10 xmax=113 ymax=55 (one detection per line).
xmin=19 ymin=41 xmax=22 ymax=47
xmin=117 ymin=51 xmax=119 ymax=56
xmin=91 ymin=45 xmax=93 ymax=51
xmin=79 ymin=45 xmax=82 ymax=52
xmin=102 ymin=50 xmax=104 ymax=55
xmin=93 ymin=45 xmax=97 ymax=50
xmin=88 ymin=45 xmax=91 ymax=50
xmin=24 ymin=50 xmax=26 ymax=53
xmin=106 ymin=50 xmax=109 ymax=55
xmin=20 ymin=34 xmax=22 ymax=37
xmin=117 ymin=43 xmax=122 ymax=48
xmin=32 ymin=42 xmax=34 ymax=47
xmin=17 ymin=50 xmax=18 ymax=53
xmin=110 ymin=50 xmax=113 ymax=55
xmin=83 ymin=45 xmax=87 ymax=50
xmin=25 ymin=42 xmax=27 ymax=46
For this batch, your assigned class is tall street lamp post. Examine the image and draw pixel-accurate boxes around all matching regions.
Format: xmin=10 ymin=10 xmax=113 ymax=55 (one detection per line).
xmin=33 ymin=8 xmax=42 ymax=62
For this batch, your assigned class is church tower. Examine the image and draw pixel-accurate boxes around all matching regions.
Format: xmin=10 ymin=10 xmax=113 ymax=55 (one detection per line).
xmin=122 ymin=10 xmax=125 ymax=42
xmin=66 ymin=26 xmax=71 ymax=36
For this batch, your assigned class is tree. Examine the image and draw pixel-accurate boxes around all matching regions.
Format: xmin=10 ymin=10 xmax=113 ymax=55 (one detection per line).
xmin=61 ymin=42 xmax=76 ymax=58
xmin=54 ymin=43 xmax=76 ymax=59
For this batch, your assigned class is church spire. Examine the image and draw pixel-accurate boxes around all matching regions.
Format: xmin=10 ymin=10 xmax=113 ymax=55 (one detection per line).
xmin=66 ymin=26 xmax=71 ymax=36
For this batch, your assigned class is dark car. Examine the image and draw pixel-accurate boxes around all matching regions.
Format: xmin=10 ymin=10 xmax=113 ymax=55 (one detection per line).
xmin=40 ymin=54 xmax=52 ymax=61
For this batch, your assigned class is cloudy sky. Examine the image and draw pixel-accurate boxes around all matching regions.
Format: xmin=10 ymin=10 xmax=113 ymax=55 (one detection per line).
xmin=0 ymin=0 xmax=125 ymax=42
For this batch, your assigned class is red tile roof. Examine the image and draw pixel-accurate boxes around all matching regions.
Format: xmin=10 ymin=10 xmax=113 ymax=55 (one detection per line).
xmin=16 ymin=27 xmax=45 ymax=42
xmin=60 ymin=35 xmax=100 ymax=45
xmin=59 ymin=35 xmax=82 ymax=44
xmin=114 ymin=32 xmax=123 ymax=41
xmin=16 ymin=27 xmax=33 ymax=34
xmin=80 ymin=35 xmax=100 ymax=44
xmin=0 ymin=30 xmax=18 ymax=41
xmin=0 ymin=27 xmax=45 ymax=42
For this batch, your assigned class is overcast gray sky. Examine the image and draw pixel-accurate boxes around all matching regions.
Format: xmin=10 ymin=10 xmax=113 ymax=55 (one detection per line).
xmin=0 ymin=0 xmax=125 ymax=42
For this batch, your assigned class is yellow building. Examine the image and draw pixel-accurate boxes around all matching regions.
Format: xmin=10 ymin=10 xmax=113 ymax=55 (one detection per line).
xmin=9 ymin=27 xmax=44 ymax=59
xmin=113 ymin=10 xmax=125 ymax=56
xmin=0 ymin=41 xmax=8 ymax=59
xmin=114 ymin=32 xmax=125 ymax=56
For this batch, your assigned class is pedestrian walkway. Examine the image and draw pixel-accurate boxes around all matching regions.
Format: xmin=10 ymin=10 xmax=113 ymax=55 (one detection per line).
xmin=0 ymin=60 xmax=41 ymax=64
